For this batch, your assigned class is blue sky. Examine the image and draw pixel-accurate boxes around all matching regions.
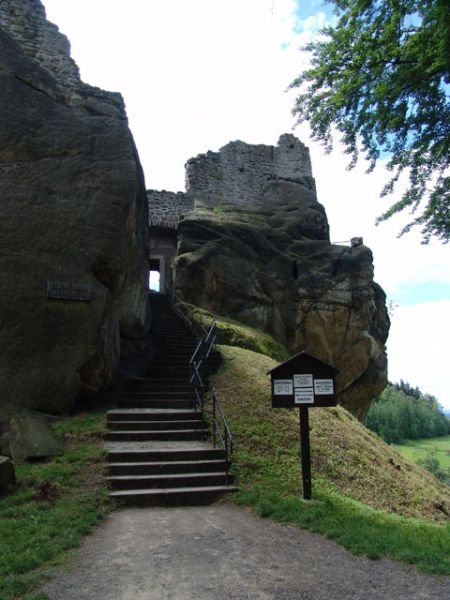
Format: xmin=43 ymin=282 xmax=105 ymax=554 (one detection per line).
xmin=42 ymin=0 xmax=450 ymax=408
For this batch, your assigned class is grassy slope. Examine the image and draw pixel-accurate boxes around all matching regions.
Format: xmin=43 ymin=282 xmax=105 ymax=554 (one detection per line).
xmin=211 ymin=344 xmax=450 ymax=573
xmin=395 ymin=436 xmax=450 ymax=469
xmin=0 ymin=412 xmax=109 ymax=600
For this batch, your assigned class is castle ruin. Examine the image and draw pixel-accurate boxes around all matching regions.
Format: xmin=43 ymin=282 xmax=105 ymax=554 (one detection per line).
xmin=147 ymin=134 xmax=316 ymax=293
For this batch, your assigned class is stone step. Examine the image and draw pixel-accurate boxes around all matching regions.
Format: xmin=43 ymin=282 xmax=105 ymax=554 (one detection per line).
xmin=124 ymin=387 xmax=194 ymax=396
xmin=124 ymin=390 xmax=195 ymax=399
xmin=159 ymin=342 xmax=197 ymax=349
xmin=107 ymin=409 xmax=199 ymax=421
xmin=107 ymin=447 xmax=226 ymax=463
xmin=107 ymin=459 xmax=228 ymax=476
xmin=108 ymin=294 xmax=234 ymax=507
xmin=116 ymin=398 xmax=193 ymax=409
xmin=105 ymin=429 xmax=209 ymax=442
xmin=107 ymin=471 xmax=233 ymax=490
xmin=109 ymin=484 xmax=238 ymax=506
xmin=147 ymin=368 xmax=192 ymax=376
xmin=126 ymin=379 xmax=192 ymax=390
xmin=151 ymin=330 xmax=194 ymax=338
xmin=107 ymin=419 xmax=206 ymax=431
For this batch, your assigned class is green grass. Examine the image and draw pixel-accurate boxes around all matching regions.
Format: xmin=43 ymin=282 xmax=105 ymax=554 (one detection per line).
xmin=395 ymin=436 xmax=450 ymax=469
xmin=176 ymin=301 xmax=290 ymax=361
xmin=0 ymin=411 xmax=110 ymax=600
xmin=211 ymin=344 xmax=450 ymax=575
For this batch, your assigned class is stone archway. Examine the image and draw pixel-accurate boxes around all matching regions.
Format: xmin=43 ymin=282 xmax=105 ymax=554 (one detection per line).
xmin=149 ymin=228 xmax=177 ymax=295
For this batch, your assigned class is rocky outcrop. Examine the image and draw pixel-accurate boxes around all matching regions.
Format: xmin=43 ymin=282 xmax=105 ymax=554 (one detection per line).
xmin=0 ymin=456 xmax=15 ymax=491
xmin=171 ymin=138 xmax=389 ymax=420
xmin=8 ymin=412 xmax=61 ymax=463
xmin=0 ymin=0 xmax=149 ymax=417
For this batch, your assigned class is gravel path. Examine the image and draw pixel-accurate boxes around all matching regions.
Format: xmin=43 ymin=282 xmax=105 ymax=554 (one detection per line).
xmin=40 ymin=504 xmax=450 ymax=600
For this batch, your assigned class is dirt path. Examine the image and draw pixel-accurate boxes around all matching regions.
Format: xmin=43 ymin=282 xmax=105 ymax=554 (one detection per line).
xmin=40 ymin=504 xmax=450 ymax=600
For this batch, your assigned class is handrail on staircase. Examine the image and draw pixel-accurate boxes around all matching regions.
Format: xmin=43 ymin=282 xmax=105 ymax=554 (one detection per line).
xmin=189 ymin=340 xmax=205 ymax=411
xmin=209 ymin=385 xmax=233 ymax=483
xmin=187 ymin=318 xmax=233 ymax=476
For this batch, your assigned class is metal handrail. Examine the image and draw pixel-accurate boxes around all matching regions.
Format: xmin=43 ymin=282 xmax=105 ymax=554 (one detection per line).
xmin=200 ymin=386 xmax=233 ymax=484
xmin=211 ymin=386 xmax=233 ymax=448
xmin=186 ymin=318 xmax=233 ymax=476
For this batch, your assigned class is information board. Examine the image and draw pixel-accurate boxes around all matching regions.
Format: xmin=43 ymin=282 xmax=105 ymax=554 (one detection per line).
xmin=46 ymin=281 xmax=92 ymax=301
xmin=269 ymin=351 xmax=337 ymax=408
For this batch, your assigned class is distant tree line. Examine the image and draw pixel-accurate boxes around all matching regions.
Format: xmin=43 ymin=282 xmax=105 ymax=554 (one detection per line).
xmin=366 ymin=381 xmax=450 ymax=444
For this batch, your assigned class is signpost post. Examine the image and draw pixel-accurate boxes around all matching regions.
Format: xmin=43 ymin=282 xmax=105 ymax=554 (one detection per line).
xmin=268 ymin=351 xmax=338 ymax=500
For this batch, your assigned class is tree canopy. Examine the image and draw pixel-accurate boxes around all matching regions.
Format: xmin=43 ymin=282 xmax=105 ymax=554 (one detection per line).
xmin=366 ymin=382 xmax=450 ymax=443
xmin=290 ymin=0 xmax=450 ymax=243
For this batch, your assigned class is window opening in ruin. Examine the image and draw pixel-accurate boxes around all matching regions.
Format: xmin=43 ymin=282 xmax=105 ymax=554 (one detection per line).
xmin=148 ymin=258 xmax=161 ymax=292
xmin=149 ymin=271 xmax=160 ymax=292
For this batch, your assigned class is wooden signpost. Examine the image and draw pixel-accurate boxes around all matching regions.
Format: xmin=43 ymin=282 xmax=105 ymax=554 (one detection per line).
xmin=269 ymin=351 xmax=338 ymax=500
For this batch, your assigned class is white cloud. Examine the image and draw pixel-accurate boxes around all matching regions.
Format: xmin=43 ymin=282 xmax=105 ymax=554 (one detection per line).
xmin=387 ymin=301 xmax=450 ymax=409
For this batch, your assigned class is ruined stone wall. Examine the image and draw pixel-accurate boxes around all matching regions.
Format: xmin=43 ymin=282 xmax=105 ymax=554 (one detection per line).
xmin=0 ymin=0 xmax=80 ymax=89
xmin=0 ymin=0 xmax=124 ymax=115
xmin=185 ymin=134 xmax=316 ymax=210
xmin=147 ymin=190 xmax=193 ymax=229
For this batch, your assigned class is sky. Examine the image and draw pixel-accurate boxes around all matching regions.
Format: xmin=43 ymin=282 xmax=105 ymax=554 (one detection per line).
xmin=42 ymin=0 xmax=450 ymax=410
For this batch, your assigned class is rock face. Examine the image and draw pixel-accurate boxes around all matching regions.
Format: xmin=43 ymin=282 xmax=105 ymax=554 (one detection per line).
xmin=0 ymin=0 xmax=149 ymax=416
xmin=167 ymin=136 xmax=389 ymax=420
xmin=0 ymin=456 xmax=16 ymax=491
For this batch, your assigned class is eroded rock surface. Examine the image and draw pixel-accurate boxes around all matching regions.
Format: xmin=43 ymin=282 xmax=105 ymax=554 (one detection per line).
xmin=170 ymin=138 xmax=389 ymax=420
xmin=0 ymin=456 xmax=15 ymax=491
xmin=9 ymin=411 xmax=61 ymax=463
xmin=0 ymin=0 xmax=149 ymax=416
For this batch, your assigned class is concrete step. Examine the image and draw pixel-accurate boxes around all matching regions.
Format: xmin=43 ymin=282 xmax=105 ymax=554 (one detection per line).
xmin=105 ymin=429 xmax=209 ymax=442
xmin=107 ymin=459 xmax=228 ymax=476
xmin=109 ymin=484 xmax=238 ymax=506
xmin=107 ymin=419 xmax=206 ymax=431
xmin=107 ymin=471 xmax=233 ymax=490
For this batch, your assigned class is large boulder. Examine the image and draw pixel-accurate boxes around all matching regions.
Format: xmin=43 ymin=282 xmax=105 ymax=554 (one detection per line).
xmin=9 ymin=411 xmax=61 ymax=463
xmin=0 ymin=456 xmax=16 ymax=491
xmin=173 ymin=180 xmax=389 ymax=421
xmin=0 ymin=1 xmax=149 ymax=415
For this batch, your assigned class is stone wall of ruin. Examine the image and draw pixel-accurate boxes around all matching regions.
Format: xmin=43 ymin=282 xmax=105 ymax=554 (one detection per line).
xmin=147 ymin=134 xmax=317 ymax=225
xmin=0 ymin=0 xmax=80 ymax=89
xmin=147 ymin=190 xmax=194 ymax=229
xmin=184 ymin=134 xmax=316 ymax=210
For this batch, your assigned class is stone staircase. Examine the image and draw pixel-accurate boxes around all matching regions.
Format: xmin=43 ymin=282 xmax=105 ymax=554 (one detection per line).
xmin=105 ymin=293 xmax=237 ymax=505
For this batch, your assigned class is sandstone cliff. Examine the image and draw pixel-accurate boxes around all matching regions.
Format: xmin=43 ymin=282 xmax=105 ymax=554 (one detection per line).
xmin=0 ymin=0 xmax=149 ymax=417
xmin=168 ymin=137 xmax=389 ymax=420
